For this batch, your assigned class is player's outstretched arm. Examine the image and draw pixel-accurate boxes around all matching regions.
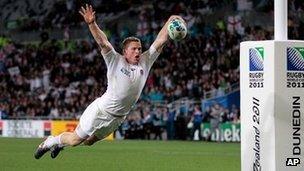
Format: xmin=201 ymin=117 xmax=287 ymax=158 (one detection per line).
xmin=79 ymin=4 xmax=113 ymax=54
xmin=151 ymin=15 xmax=186 ymax=53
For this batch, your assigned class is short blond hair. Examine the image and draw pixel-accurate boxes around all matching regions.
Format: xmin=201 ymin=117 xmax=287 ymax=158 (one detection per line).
xmin=122 ymin=37 xmax=141 ymax=51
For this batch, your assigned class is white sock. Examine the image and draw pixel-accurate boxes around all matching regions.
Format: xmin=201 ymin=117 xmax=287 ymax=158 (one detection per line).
xmin=43 ymin=134 xmax=62 ymax=148
xmin=56 ymin=134 xmax=68 ymax=148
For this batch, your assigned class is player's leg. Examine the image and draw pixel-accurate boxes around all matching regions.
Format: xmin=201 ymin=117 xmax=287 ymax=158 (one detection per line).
xmin=60 ymin=131 xmax=87 ymax=146
xmin=34 ymin=136 xmax=56 ymax=159
xmin=34 ymin=128 xmax=87 ymax=159
xmin=49 ymin=99 xmax=105 ymax=158
xmin=34 ymin=124 xmax=89 ymax=159
xmin=83 ymin=114 xmax=126 ymax=146
xmin=82 ymin=115 xmax=125 ymax=146
xmin=50 ymin=128 xmax=88 ymax=158
xmin=34 ymin=98 xmax=100 ymax=159
xmin=52 ymin=133 xmax=100 ymax=152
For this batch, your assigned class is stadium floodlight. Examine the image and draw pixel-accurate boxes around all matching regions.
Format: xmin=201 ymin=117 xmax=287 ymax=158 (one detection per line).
xmin=241 ymin=0 xmax=304 ymax=170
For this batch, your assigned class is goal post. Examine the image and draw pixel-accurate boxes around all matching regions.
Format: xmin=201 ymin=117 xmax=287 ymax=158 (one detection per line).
xmin=240 ymin=0 xmax=304 ymax=170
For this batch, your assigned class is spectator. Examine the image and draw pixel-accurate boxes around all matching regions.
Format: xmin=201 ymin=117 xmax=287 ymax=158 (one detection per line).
xmin=166 ymin=106 xmax=176 ymax=140
xmin=208 ymin=103 xmax=222 ymax=141
xmin=152 ymin=108 xmax=164 ymax=140
xmin=190 ymin=105 xmax=203 ymax=140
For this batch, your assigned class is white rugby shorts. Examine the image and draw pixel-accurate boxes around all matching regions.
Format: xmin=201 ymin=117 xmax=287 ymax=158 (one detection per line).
xmin=76 ymin=98 xmax=126 ymax=139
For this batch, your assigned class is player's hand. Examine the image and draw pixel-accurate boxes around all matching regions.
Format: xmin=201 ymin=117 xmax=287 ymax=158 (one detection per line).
xmin=79 ymin=4 xmax=96 ymax=25
xmin=168 ymin=15 xmax=186 ymax=26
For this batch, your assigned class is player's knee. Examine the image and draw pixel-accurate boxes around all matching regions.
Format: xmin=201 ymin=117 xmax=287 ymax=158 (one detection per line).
xmin=69 ymin=136 xmax=83 ymax=146
xmin=71 ymin=139 xmax=82 ymax=146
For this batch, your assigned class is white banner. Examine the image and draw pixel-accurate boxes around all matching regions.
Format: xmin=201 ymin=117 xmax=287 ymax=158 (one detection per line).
xmin=240 ymin=41 xmax=304 ymax=171
xmin=2 ymin=120 xmax=45 ymax=138
xmin=274 ymin=42 xmax=304 ymax=170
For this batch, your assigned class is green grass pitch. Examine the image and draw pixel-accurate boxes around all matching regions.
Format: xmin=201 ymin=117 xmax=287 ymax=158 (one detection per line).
xmin=0 ymin=138 xmax=240 ymax=171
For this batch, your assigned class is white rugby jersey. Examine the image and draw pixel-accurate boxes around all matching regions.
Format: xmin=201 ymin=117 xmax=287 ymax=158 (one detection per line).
xmin=96 ymin=46 xmax=160 ymax=116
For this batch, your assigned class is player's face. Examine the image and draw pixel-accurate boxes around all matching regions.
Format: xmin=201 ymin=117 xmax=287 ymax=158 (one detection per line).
xmin=124 ymin=41 xmax=142 ymax=65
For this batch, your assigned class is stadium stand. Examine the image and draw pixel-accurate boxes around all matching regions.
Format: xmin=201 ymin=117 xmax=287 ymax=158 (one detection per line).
xmin=1 ymin=0 xmax=303 ymax=141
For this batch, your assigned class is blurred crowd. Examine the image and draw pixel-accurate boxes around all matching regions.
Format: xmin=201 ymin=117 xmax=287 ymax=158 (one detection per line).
xmin=2 ymin=0 xmax=304 ymax=140
xmin=1 ymin=0 xmax=234 ymax=31
xmin=119 ymin=101 xmax=240 ymax=141
xmin=0 ymin=25 xmax=242 ymax=119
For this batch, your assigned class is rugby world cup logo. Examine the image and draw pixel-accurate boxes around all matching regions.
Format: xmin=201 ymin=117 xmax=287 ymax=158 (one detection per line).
xmin=249 ymin=47 xmax=264 ymax=71
xmin=287 ymin=47 xmax=304 ymax=71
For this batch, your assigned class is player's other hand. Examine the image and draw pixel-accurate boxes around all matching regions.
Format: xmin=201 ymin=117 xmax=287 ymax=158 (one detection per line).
xmin=79 ymin=4 xmax=96 ymax=25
